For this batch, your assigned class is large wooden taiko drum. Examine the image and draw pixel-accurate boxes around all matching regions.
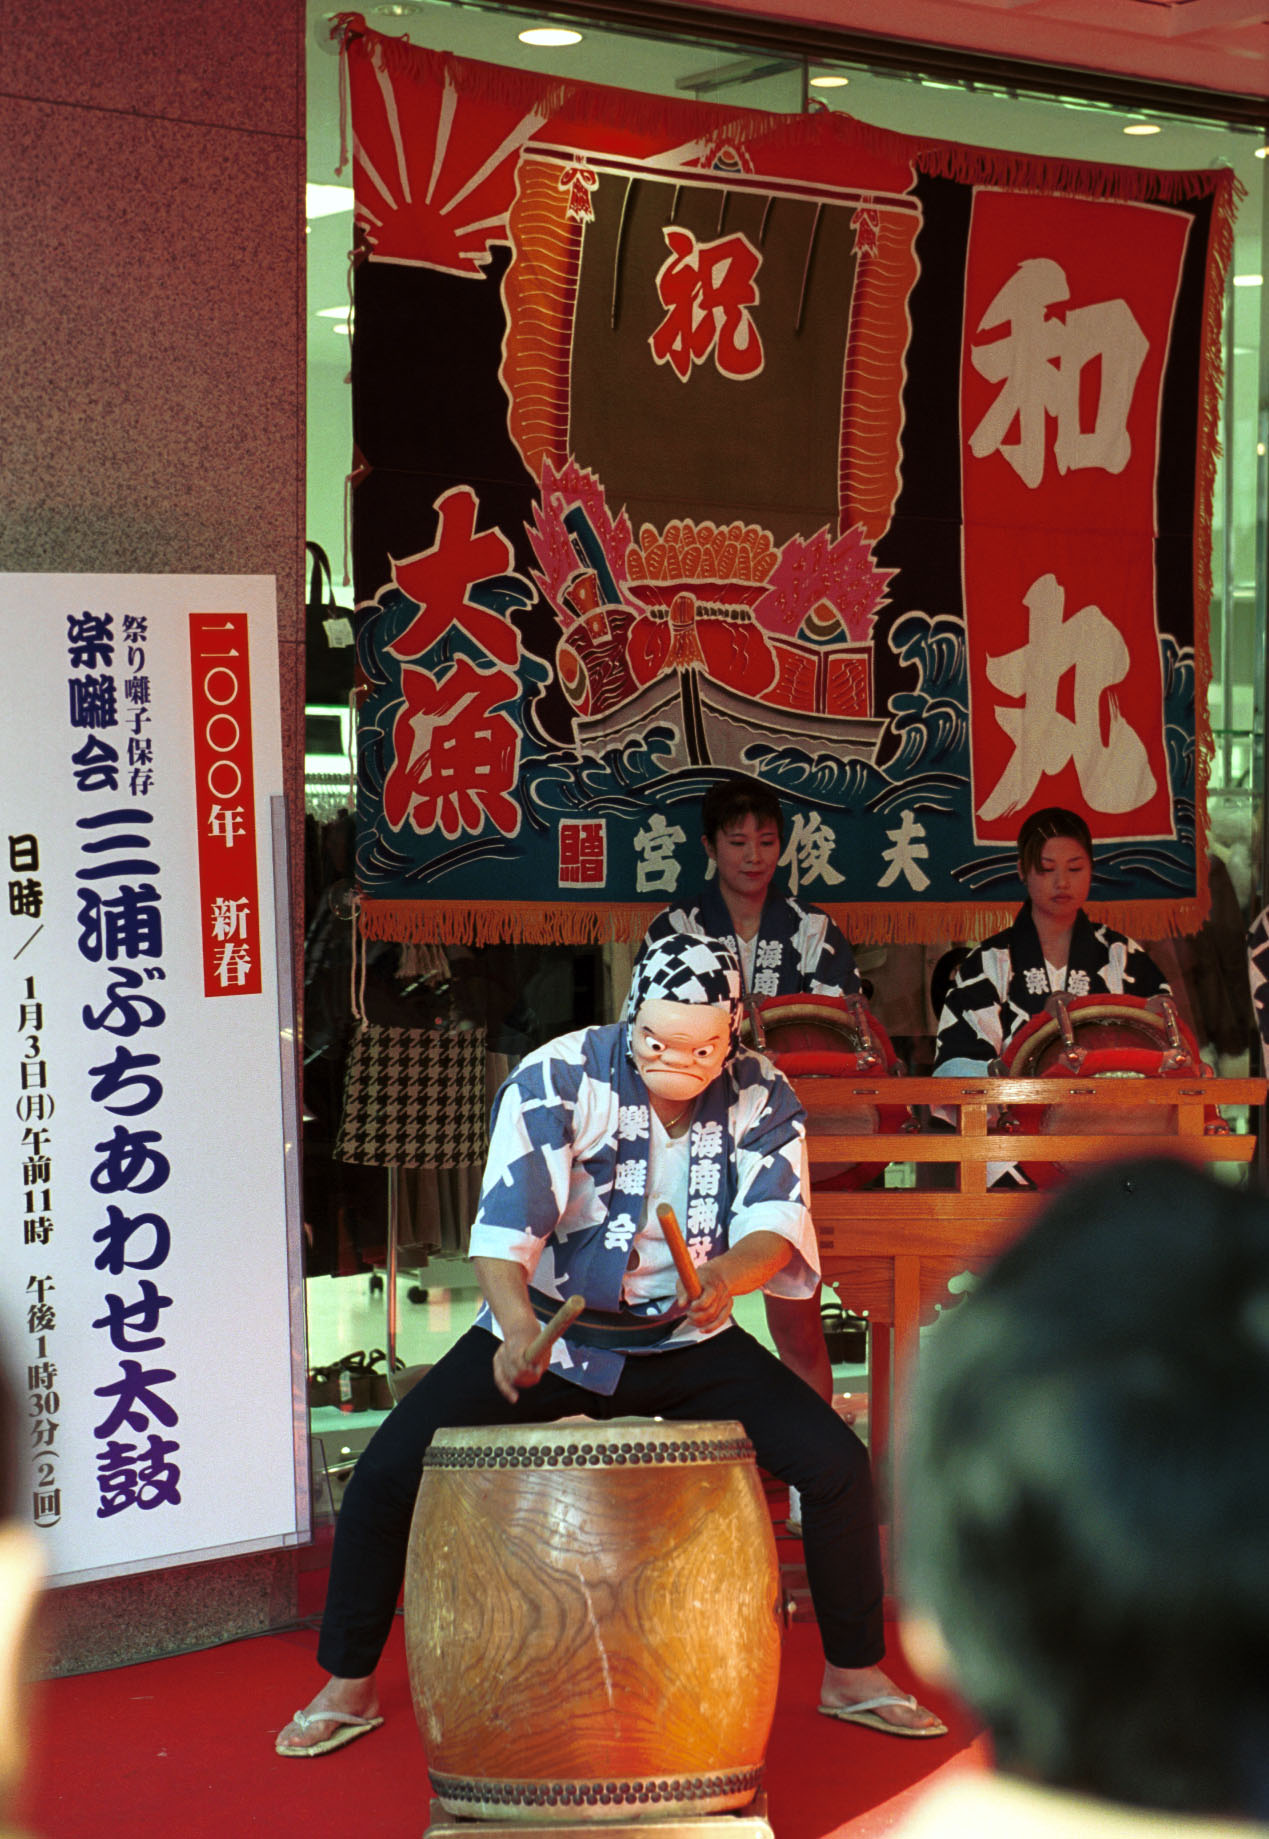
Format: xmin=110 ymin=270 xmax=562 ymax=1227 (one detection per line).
xmin=1001 ymin=992 xmax=1214 ymax=1188
xmin=405 ymin=1418 xmax=781 ymax=1823
xmin=747 ymin=992 xmax=911 ymax=1189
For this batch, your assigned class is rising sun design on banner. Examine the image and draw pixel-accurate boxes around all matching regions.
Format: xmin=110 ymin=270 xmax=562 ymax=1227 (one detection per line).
xmin=336 ymin=15 xmax=1235 ymax=945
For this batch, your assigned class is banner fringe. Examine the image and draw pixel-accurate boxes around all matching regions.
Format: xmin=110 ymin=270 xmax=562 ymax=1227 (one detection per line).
xmin=358 ymin=898 xmax=661 ymax=947
xmin=360 ymin=897 xmax=1209 ymax=950
xmin=1189 ymin=173 xmax=1237 ymax=934
xmin=820 ymin=900 xmax=1207 ymax=946
xmin=333 ymin=13 xmax=1006 ymax=176
xmin=334 ymin=15 xmax=1247 ymax=215
xmin=334 ymin=14 xmax=789 ymax=145
xmin=914 ymin=145 xmax=1240 ymax=211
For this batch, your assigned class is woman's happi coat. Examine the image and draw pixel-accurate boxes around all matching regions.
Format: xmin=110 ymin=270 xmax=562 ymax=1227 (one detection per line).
xmin=639 ymin=885 xmax=860 ymax=1001
xmin=934 ymin=902 xmax=1170 ymax=1075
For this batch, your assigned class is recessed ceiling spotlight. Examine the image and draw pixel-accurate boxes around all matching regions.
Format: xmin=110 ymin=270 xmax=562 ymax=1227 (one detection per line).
xmin=1123 ymin=122 xmax=1161 ymax=137
xmin=1256 ymin=146 xmax=1269 ymax=159
xmin=306 ymin=183 xmax=355 ymax=220
xmin=518 ymin=27 xmax=582 ymax=46
xmin=809 ymin=75 xmax=850 ymax=89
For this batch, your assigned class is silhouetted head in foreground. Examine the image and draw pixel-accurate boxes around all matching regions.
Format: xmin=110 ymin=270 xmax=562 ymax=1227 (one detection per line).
xmin=902 ymin=1156 xmax=1269 ymax=1819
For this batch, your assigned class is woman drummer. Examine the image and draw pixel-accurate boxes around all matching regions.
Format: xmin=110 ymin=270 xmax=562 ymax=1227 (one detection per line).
xmin=934 ymin=806 xmax=1170 ymax=1082
xmin=634 ymin=777 xmax=862 ymax=1412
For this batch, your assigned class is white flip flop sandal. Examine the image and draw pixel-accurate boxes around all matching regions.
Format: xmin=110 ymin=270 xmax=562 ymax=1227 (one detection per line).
xmin=275 ymin=1706 xmax=385 ymax=1758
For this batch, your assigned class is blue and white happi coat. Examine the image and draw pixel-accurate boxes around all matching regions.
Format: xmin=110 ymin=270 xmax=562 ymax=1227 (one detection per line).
xmin=638 ymin=886 xmax=860 ymax=1003
xmin=468 ymin=1021 xmax=818 ymax=1395
xmin=934 ymin=903 xmax=1170 ymax=1074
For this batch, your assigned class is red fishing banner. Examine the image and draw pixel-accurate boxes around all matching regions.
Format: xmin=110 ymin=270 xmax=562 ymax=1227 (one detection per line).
xmin=336 ymin=16 xmax=1235 ymax=944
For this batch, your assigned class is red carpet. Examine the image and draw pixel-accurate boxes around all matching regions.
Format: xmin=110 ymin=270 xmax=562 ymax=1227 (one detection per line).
xmin=17 ymin=1533 xmax=986 ymax=1838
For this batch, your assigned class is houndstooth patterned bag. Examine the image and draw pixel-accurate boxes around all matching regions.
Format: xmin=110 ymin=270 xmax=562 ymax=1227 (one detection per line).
xmin=334 ymin=1020 xmax=488 ymax=1168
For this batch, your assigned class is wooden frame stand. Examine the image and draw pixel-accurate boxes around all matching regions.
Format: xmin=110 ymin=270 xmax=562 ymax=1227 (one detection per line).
xmin=793 ymin=1072 xmax=1266 ymax=1520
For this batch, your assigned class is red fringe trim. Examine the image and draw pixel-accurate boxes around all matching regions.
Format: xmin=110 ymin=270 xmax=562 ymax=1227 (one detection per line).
xmin=334 ymin=15 xmax=1248 ymax=224
xmin=333 ymin=13 xmax=966 ymax=172
xmin=359 ymin=897 xmax=1208 ymax=949
xmin=913 ymin=145 xmax=1242 ymax=212
xmin=1188 ymin=174 xmax=1237 ymax=943
xmin=820 ymin=900 xmax=1209 ymax=946
xmin=358 ymin=898 xmax=660 ymax=947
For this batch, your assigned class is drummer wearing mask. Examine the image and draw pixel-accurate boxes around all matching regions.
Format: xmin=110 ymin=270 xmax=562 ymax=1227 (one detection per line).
xmin=276 ymin=932 xmax=946 ymax=1755
xmin=635 ymin=777 xmax=862 ymax=1409
xmin=934 ymin=806 xmax=1170 ymax=1084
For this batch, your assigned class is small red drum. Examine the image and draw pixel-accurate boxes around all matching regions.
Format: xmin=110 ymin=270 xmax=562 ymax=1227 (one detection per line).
xmin=1001 ymin=992 xmax=1215 ymax=1189
xmin=405 ymin=1418 xmax=781 ymax=1823
xmin=745 ymin=992 xmax=911 ymax=1190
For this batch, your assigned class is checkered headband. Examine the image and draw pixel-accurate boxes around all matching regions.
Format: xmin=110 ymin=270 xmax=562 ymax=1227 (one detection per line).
xmin=627 ymin=932 xmax=743 ymax=1056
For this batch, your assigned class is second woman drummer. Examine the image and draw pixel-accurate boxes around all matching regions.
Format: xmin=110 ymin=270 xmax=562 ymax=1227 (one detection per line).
xmin=934 ymin=805 xmax=1170 ymax=1078
xmin=636 ymin=777 xmax=861 ymax=1413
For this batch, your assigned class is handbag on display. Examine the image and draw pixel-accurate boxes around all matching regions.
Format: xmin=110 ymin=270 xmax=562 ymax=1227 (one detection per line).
xmin=305 ymin=540 xmax=356 ymax=705
xmin=333 ymin=1017 xmax=488 ymax=1170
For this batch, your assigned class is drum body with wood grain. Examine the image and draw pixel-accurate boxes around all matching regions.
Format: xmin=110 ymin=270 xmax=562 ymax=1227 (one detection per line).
xmin=405 ymin=1418 xmax=781 ymax=1823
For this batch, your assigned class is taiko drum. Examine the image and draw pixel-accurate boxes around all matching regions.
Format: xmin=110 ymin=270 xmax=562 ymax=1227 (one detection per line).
xmin=1002 ymin=993 xmax=1210 ymax=1187
xmin=748 ymin=993 xmax=910 ymax=1189
xmin=405 ymin=1418 xmax=781 ymax=1823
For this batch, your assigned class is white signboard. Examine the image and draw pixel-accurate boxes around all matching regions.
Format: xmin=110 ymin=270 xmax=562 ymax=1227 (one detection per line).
xmin=1 ymin=576 xmax=305 ymax=1584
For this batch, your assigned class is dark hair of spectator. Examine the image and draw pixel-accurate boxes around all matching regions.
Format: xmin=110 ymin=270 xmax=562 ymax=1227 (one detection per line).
xmin=1016 ymin=806 xmax=1094 ymax=879
xmin=700 ymin=777 xmax=784 ymax=847
xmin=901 ymin=1157 xmax=1269 ymax=1818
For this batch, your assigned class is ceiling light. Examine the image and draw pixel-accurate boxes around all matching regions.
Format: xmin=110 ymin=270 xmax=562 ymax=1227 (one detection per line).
xmin=1123 ymin=122 xmax=1161 ymax=137
xmin=1256 ymin=146 xmax=1269 ymax=160
xmin=307 ymin=183 xmax=354 ymax=219
xmin=518 ymin=27 xmax=582 ymax=46
xmin=316 ymin=307 xmax=352 ymax=321
xmin=809 ymin=75 xmax=849 ymax=89
xmin=1233 ymin=275 xmax=1263 ymax=287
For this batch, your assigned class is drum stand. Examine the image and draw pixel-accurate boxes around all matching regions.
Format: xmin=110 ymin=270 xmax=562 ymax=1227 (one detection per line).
xmin=421 ymin=1790 xmax=774 ymax=1839
xmin=797 ymin=1067 xmax=1267 ymax=1532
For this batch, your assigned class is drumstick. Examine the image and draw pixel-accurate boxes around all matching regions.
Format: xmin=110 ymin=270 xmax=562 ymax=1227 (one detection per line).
xmin=656 ymin=1202 xmax=703 ymax=1301
xmin=522 ymin=1293 xmax=585 ymax=1365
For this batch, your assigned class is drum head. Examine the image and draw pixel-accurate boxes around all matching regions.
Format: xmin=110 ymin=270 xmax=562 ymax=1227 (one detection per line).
xmin=426 ymin=1419 xmax=754 ymax=1468
xmin=1005 ymin=995 xmax=1198 ymax=1078
xmin=744 ymin=993 xmax=897 ymax=1068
